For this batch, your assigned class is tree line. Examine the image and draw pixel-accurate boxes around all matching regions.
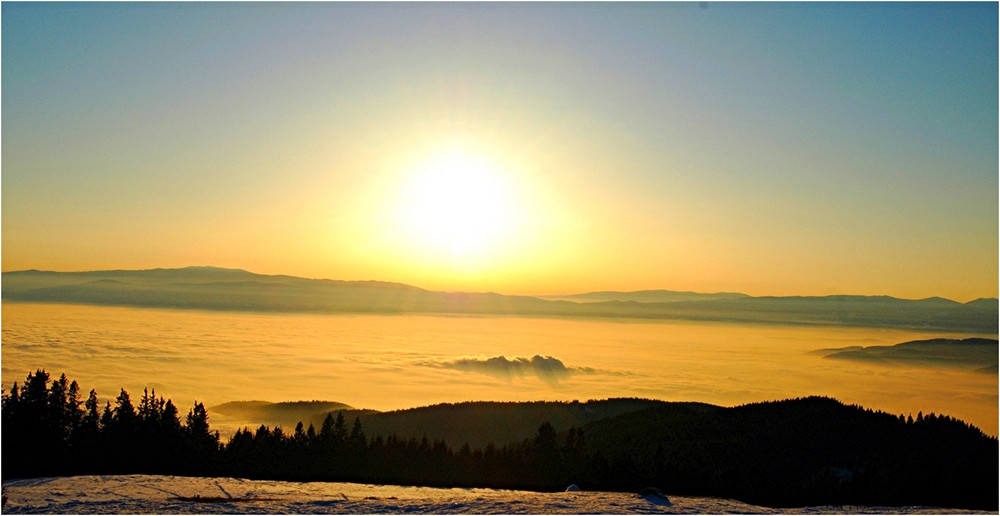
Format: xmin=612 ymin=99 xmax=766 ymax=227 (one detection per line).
xmin=1 ymin=370 xmax=588 ymax=489
xmin=2 ymin=370 xmax=219 ymax=477
xmin=2 ymin=370 xmax=996 ymax=510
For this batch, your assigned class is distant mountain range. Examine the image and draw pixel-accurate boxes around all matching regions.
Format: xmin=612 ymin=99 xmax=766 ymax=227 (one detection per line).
xmin=2 ymin=266 xmax=996 ymax=333
xmin=539 ymin=290 xmax=751 ymax=303
xmin=813 ymin=337 xmax=998 ymax=374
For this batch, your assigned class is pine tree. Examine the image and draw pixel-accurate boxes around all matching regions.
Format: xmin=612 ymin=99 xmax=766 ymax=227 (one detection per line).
xmin=3 ymin=382 xmax=21 ymax=421
xmin=181 ymin=401 xmax=219 ymax=475
xmin=349 ymin=417 xmax=365 ymax=444
xmin=23 ymin=370 xmax=49 ymax=409
xmin=161 ymin=399 xmax=181 ymax=435
xmin=100 ymin=401 xmax=113 ymax=429
xmin=320 ymin=412 xmax=336 ymax=440
xmin=112 ymin=389 xmax=138 ymax=434
xmin=185 ymin=402 xmax=211 ymax=438
xmin=138 ymin=388 xmax=158 ymax=427
xmin=66 ymin=380 xmax=84 ymax=437
xmin=333 ymin=412 xmax=347 ymax=442
xmin=47 ymin=374 xmax=70 ymax=442
xmin=83 ymin=389 xmax=101 ymax=433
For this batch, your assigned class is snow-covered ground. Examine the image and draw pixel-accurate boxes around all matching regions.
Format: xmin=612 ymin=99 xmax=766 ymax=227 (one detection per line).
xmin=0 ymin=475 xmax=989 ymax=514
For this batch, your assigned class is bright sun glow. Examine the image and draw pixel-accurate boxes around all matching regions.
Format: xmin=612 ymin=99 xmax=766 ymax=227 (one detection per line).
xmin=398 ymin=149 xmax=519 ymax=259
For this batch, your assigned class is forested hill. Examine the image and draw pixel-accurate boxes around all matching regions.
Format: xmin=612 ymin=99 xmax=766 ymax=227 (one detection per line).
xmin=350 ymin=399 xmax=705 ymax=449
xmin=211 ymin=399 xmax=696 ymax=448
xmin=2 ymin=371 xmax=996 ymax=510
xmin=582 ymin=396 xmax=997 ymax=509
xmin=3 ymin=267 xmax=996 ymax=332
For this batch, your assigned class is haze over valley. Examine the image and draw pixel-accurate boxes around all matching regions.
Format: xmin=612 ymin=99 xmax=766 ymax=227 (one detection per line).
xmin=3 ymin=284 xmax=996 ymax=438
xmin=3 ymin=267 xmax=995 ymax=333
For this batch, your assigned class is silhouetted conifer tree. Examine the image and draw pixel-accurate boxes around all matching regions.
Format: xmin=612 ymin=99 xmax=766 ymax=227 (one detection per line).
xmin=162 ymin=400 xmax=181 ymax=434
xmin=46 ymin=374 xmax=69 ymax=442
xmin=112 ymin=389 xmax=137 ymax=432
xmin=319 ymin=413 xmax=336 ymax=442
xmin=349 ymin=417 xmax=365 ymax=445
xmin=333 ymin=411 xmax=347 ymax=442
xmin=66 ymin=380 xmax=84 ymax=437
xmin=82 ymin=390 xmax=100 ymax=432
xmin=3 ymin=371 xmax=997 ymax=510
xmin=100 ymin=401 xmax=113 ymax=430
xmin=183 ymin=401 xmax=220 ymax=473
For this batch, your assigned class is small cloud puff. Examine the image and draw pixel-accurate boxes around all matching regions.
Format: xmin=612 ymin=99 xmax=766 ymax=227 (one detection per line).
xmin=425 ymin=355 xmax=596 ymax=383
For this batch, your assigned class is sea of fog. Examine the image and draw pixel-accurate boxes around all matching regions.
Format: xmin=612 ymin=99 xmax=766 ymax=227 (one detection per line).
xmin=1 ymin=475 xmax=991 ymax=514
xmin=1 ymin=302 xmax=996 ymax=437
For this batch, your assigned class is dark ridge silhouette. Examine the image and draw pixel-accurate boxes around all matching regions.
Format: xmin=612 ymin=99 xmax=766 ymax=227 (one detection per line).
xmin=3 ymin=267 xmax=995 ymax=332
xmin=814 ymin=338 xmax=998 ymax=370
xmin=3 ymin=370 xmax=996 ymax=510
xmin=539 ymin=290 xmax=750 ymax=303
xmin=582 ymin=396 xmax=997 ymax=509
xmin=343 ymin=399 xmax=685 ymax=449
xmin=226 ymin=399 xmax=678 ymax=450
xmin=210 ymin=400 xmax=358 ymax=429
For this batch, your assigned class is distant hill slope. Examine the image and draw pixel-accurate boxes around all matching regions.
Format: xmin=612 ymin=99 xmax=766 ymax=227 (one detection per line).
xmin=0 ymin=267 xmax=564 ymax=315
xmin=813 ymin=338 xmax=998 ymax=371
xmin=346 ymin=399 xmax=696 ymax=449
xmin=209 ymin=401 xmax=358 ymax=431
xmin=209 ymin=398 xmax=697 ymax=449
xmin=209 ymin=395 xmax=997 ymax=509
xmin=2 ymin=267 xmax=995 ymax=332
xmin=539 ymin=290 xmax=750 ymax=303
xmin=582 ymin=396 xmax=997 ymax=510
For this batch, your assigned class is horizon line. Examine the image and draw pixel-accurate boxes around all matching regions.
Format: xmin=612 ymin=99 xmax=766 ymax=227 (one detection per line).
xmin=3 ymin=264 xmax=996 ymax=304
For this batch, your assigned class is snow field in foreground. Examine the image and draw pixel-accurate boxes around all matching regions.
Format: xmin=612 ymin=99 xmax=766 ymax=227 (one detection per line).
xmin=1 ymin=475 xmax=989 ymax=514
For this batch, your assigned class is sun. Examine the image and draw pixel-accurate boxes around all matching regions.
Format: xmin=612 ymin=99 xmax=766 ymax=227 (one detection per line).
xmin=398 ymin=149 xmax=519 ymax=258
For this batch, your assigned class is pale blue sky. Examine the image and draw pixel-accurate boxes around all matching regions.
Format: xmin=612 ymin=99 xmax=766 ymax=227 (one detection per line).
xmin=3 ymin=2 xmax=997 ymax=300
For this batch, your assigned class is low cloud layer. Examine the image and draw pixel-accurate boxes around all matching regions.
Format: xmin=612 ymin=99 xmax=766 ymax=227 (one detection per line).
xmin=426 ymin=355 xmax=595 ymax=383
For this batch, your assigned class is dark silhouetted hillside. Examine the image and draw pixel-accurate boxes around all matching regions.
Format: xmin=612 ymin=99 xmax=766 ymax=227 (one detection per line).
xmin=581 ymin=396 xmax=997 ymax=509
xmin=814 ymin=337 xmax=997 ymax=370
xmin=341 ymin=399 xmax=688 ymax=449
xmin=4 ymin=371 xmax=996 ymax=510
xmin=210 ymin=401 xmax=359 ymax=430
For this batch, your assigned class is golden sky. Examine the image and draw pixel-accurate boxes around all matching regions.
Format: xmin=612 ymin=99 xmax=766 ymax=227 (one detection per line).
xmin=2 ymin=3 xmax=997 ymax=301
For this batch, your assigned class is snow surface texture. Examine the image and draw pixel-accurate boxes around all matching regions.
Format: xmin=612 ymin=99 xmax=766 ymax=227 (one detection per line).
xmin=0 ymin=475 xmax=989 ymax=514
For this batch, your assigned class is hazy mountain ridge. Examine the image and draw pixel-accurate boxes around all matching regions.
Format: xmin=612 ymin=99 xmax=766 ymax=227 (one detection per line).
xmin=2 ymin=266 xmax=995 ymax=332
xmin=539 ymin=290 xmax=750 ymax=303
xmin=813 ymin=338 xmax=998 ymax=371
xmin=210 ymin=400 xmax=358 ymax=431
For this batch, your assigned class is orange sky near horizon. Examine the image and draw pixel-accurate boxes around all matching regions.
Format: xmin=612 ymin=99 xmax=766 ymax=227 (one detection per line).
xmin=2 ymin=3 xmax=997 ymax=303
